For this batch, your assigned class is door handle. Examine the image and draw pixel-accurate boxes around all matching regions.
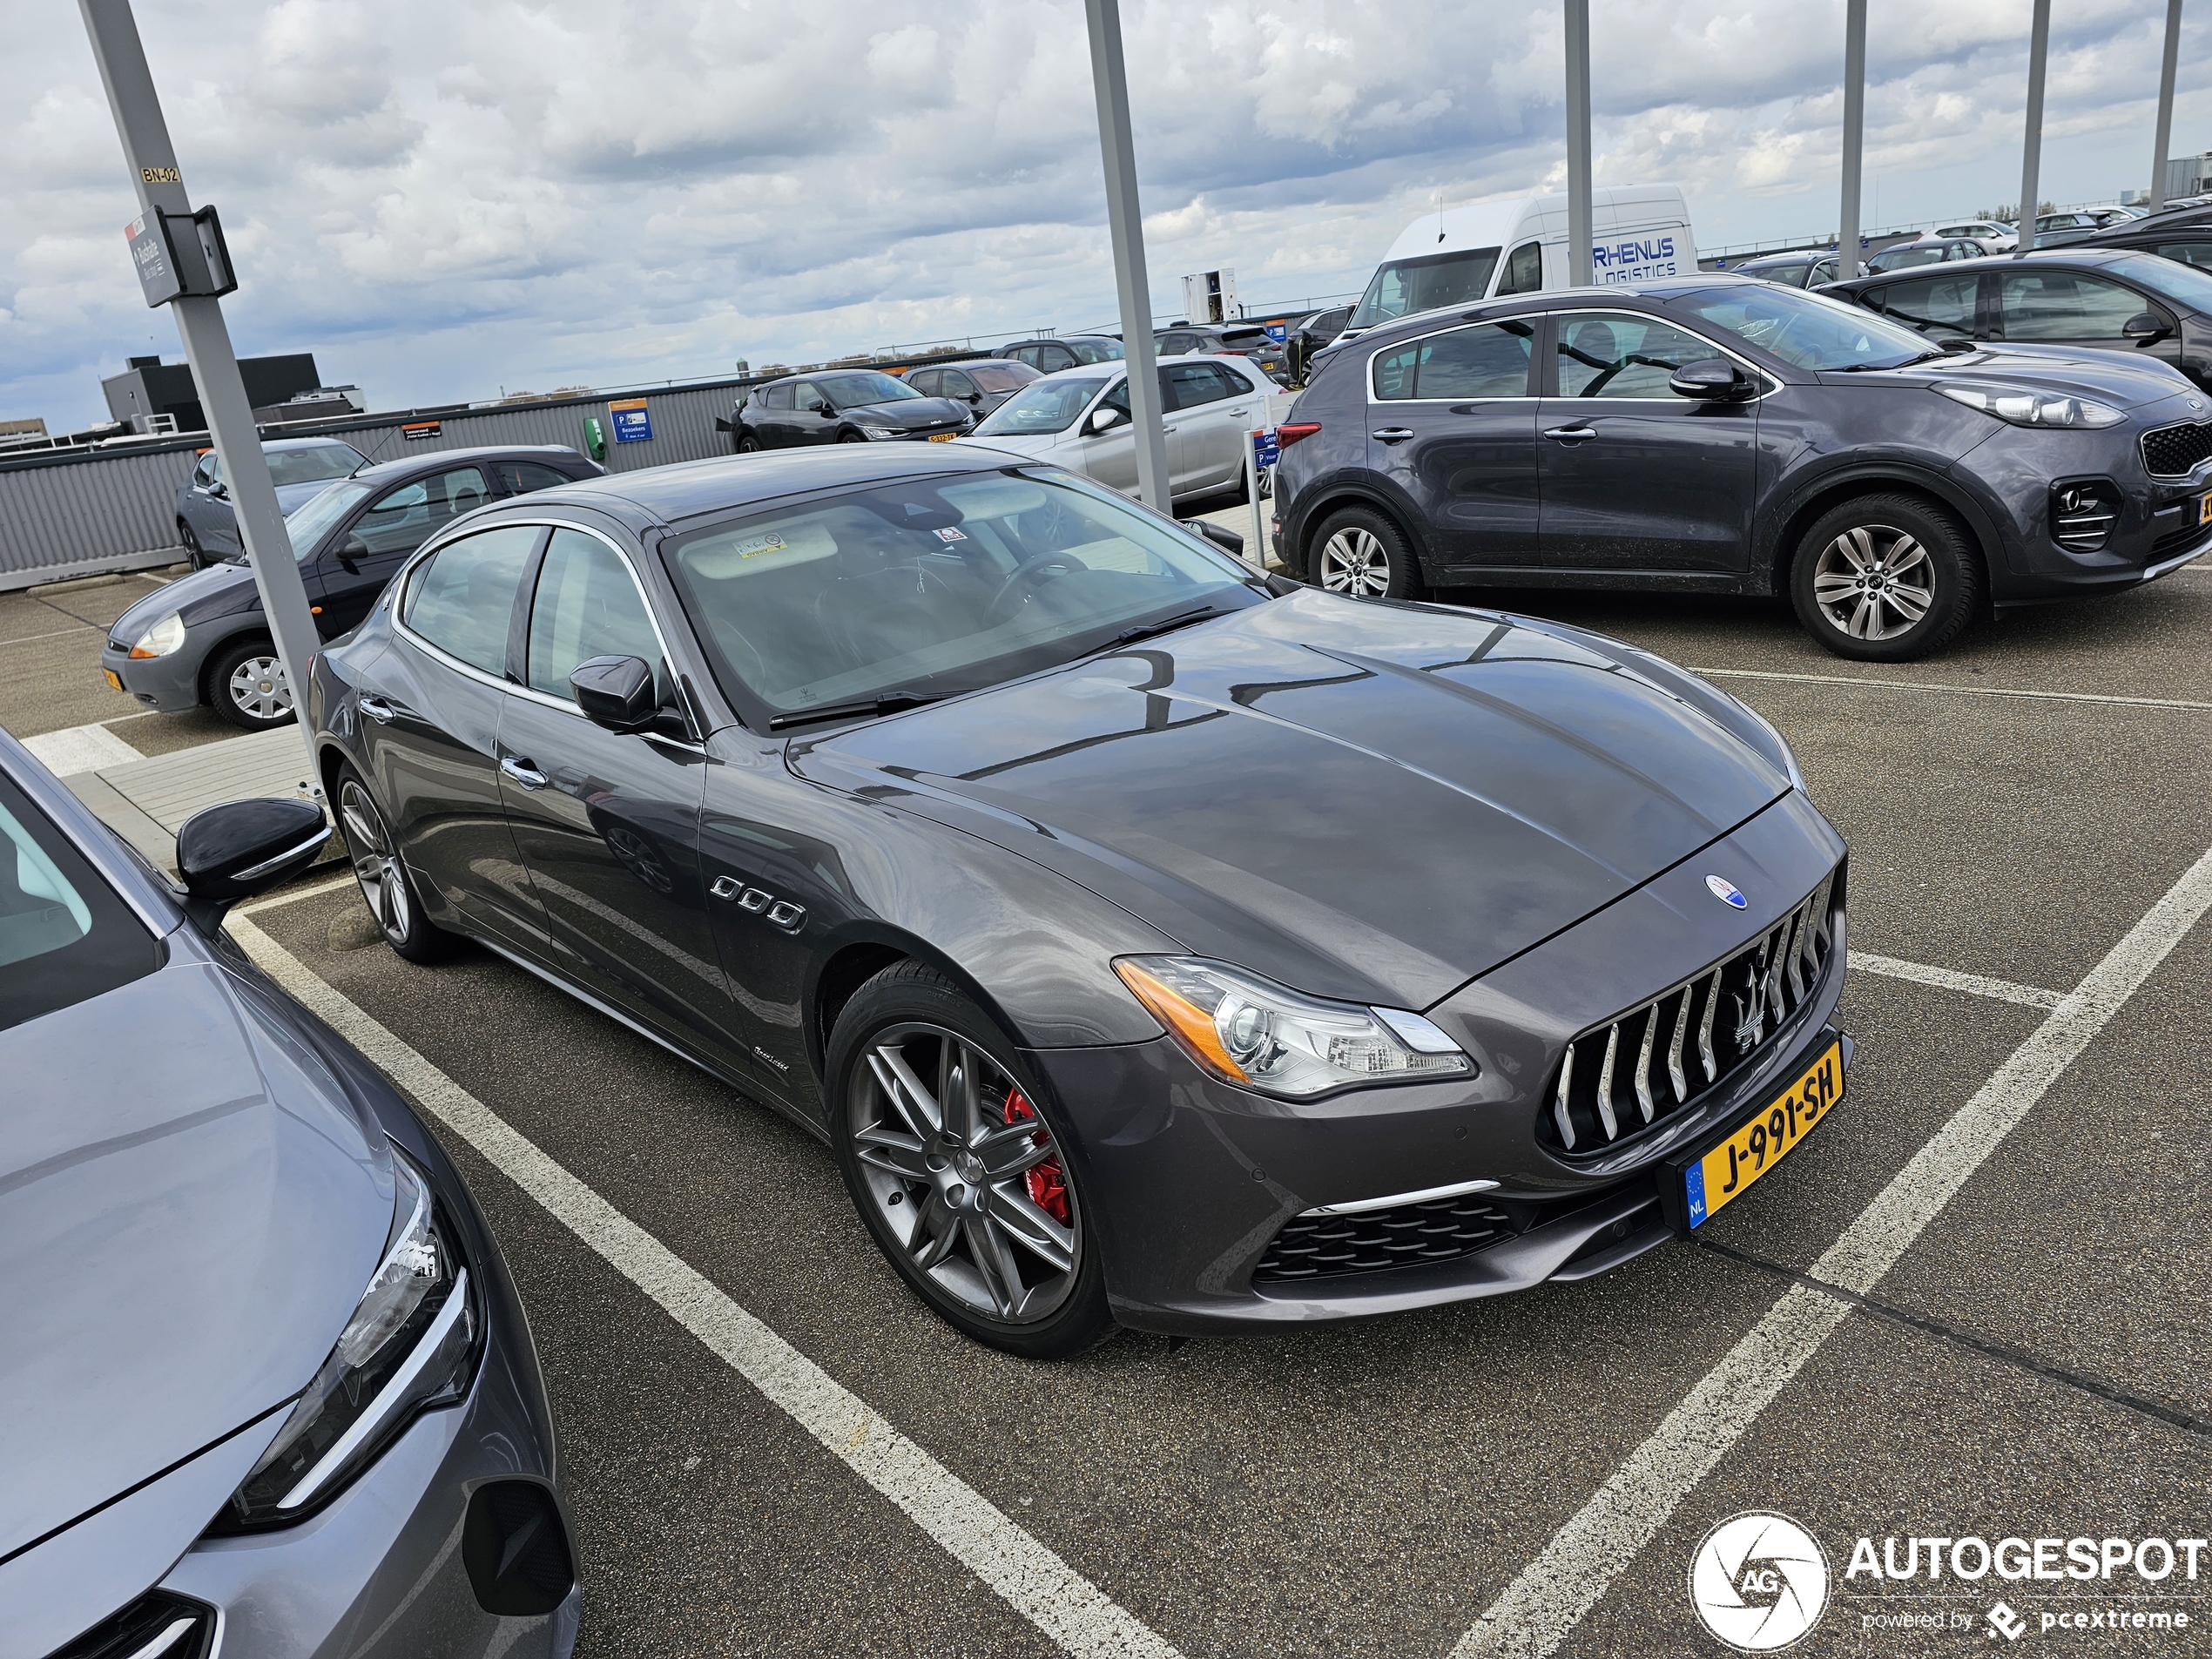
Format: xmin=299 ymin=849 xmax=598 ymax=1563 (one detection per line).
xmin=1371 ymin=427 xmax=1415 ymax=443
xmin=357 ymin=694 xmax=399 ymax=725
xmin=1543 ymin=424 xmax=1598 ymax=442
xmin=500 ymin=756 xmax=549 ymax=790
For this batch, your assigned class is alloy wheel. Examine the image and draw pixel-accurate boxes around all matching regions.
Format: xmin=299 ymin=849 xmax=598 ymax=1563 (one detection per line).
xmin=1811 ymin=525 xmax=1935 ymax=641
xmin=339 ymin=779 xmax=413 ymax=947
xmin=227 ymin=654 xmax=293 ymax=723
xmin=847 ymin=1023 xmax=1080 ymax=1325
xmin=1319 ymin=526 xmax=1391 ymax=597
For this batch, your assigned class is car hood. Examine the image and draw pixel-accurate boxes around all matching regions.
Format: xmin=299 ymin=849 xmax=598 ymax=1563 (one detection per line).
xmin=1819 ymin=344 xmax=2195 ymax=408
xmin=790 ymin=591 xmax=1794 ymax=1009
xmin=110 ymin=557 xmax=269 ymax=640
xmin=0 ymin=950 xmax=394 ymax=1559
xmin=840 ymin=398 xmax=968 ymax=429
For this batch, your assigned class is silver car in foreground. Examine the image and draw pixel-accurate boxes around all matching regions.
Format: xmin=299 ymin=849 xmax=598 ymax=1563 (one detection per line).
xmin=0 ymin=726 xmax=577 ymax=1658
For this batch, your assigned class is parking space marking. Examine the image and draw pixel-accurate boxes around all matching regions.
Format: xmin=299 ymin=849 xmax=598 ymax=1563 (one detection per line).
xmin=1689 ymin=665 xmax=2212 ymax=712
xmin=0 ymin=624 xmax=98 ymax=647
xmin=226 ymin=914 xmax=1184 ymax=1659
xmin=236 ymin=871 xmax=355 ymax=914
xmin=20 ymin=723 xmax=144 ymax=776
xmin=1849 ymin=952 xmax=2062 ymax=1008
xmin=1454 ymin=841 xmax=2212 ymax=1659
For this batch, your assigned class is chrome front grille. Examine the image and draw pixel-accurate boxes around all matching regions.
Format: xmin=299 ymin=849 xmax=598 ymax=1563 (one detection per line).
xmin=1542 ymin=871 xmax=1838 ymax=1154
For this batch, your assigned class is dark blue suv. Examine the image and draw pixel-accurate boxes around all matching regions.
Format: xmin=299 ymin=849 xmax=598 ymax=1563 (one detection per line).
xmin=1272 ymin=274 xmax=2212 ymax=659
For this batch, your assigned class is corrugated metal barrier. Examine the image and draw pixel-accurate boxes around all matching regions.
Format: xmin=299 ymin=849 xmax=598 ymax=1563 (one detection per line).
xmin=0 ymin=378 xmax=749 ymax=590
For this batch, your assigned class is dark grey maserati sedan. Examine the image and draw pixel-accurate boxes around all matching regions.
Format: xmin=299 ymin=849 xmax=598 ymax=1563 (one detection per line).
xmin=308 ymin=445 xmax=1851 ymax=1358
xmin=0 ymin=729 xmax=576 ymax=1656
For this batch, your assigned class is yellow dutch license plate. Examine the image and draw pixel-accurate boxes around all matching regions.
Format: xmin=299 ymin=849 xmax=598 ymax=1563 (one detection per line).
xmin=2198 ymin=491 xmax=2211 ymax=525
xmin=928 ymin=431 xmax=957 ymax=442
xmin=1684 ymin=1042 xmax=1843 ymax=1227
xmin=104 ymin=669 xmax=124 ymax=691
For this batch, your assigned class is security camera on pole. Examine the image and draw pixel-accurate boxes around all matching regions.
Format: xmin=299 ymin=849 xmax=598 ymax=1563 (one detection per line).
xmin=78 ymin=0 xmax=325 ymax=779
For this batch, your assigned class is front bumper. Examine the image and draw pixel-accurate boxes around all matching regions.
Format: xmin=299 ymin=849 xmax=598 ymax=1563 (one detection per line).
xmin=1030 ymin=792 xmax=1850 ymax=1333
xmin=101 ymin=637 xmax=206 ymax=713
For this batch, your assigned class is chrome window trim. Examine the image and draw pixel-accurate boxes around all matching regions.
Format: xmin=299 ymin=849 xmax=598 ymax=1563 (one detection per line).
xmin=390 ymin=516 xmax=703 ymax=745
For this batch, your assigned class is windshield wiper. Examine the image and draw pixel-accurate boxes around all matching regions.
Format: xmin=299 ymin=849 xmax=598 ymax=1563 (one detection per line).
xmin=1092 ymin=605 xmax=1225 ymax=653
xmin=768 ymin=691 xmax=946 ymax=731
xmin=1832 ymin=351 xmax=1941 ymax=372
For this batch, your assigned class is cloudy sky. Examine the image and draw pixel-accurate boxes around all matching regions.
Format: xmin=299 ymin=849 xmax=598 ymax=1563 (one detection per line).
xmin=3 ymin=0 xmax=2205 ymax=431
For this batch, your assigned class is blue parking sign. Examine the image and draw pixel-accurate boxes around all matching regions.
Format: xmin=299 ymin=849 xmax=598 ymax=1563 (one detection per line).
xmin=1264 ymin=319 xmax=1288 ymax=344
xmin=609 ymin=398 xmax=653 ymax=443
xmin=1251 ymin=428 xmax=1279 ymax=469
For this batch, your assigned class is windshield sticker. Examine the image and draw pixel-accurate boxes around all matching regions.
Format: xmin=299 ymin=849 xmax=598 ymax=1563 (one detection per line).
xmin=934 ymin=527 xmax=968 ymax=543
xmin=735 ymin=534 xmax=789 ymax=560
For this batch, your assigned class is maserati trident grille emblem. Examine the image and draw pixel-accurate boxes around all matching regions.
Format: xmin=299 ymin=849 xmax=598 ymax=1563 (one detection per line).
xmin=1706 ymin=874 xmax=1749 ymax=908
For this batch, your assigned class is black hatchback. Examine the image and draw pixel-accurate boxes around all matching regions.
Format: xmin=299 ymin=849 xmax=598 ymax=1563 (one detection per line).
xmin=1271 ymin=275 xmax=2212 ymax=660
xmin=1827 ymin=248 xmax=2212 ymax=393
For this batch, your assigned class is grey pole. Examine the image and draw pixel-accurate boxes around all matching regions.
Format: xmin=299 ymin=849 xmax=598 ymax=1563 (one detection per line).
xmin=1837 ymin=0 xmax=1867 ymax=281
xmin=78 ymin=0 xmax=323 ymax=778
xmin=1083 ymin=0 xmax=1170 ymax=515
xmin=2015 ymin=0 xmax=2050 ymax=256
xmin=1564 ymin=0 xmax=1594 ymax=287
xmin=2150 ymin=0 xmax=2183 ymax=212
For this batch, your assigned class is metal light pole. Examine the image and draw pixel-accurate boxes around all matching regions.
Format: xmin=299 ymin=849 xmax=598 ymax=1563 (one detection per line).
xmin=1837 ymin=0 xmax=1868 ymax=281
xmin=2014 ymin=0 xmax=2051 ymax=256
xmin=1083 ymin=0 xmax=1170 ymax=515
xmin=2151 ymin=0 xmax=2184 ymax=211
xmin=78 ymin=0 xmax=322 ymax=775
xmin=1564 ymin=0 xmax=1594 ymax=286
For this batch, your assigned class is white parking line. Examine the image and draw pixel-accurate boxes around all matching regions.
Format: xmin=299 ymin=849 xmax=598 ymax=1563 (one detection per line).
xmin=0 ymin=624 xmax=98 ymax=647
xmin=1849 ymin=952 xmax=2062 ymax=1008
xmin=1454 ymin=842 xmax=2212 ymax=1659
xmin=236 ymin=871 xmax=355 ymax=914
xmin=225 ymin=914 xmax=1184 ymax=1659
xmin=20 ymin=723 xmax=144 ymax=776
xmin=1689 ymin=665 xmax=2212 ymax=712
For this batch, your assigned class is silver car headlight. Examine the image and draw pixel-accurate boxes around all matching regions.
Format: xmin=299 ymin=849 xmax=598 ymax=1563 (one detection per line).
xmin=1115 ymin=955 xmax=1473 ymax=1098
xmin=860 ymin=425 xmax=899 ymax=440
xmin=1934 ymin=384 xmax=2124 ymax=428
xmin=217 ymin=1146 xmax=477 ymax=1528
xmin=128 ymin=613 xmax=186 ymax=659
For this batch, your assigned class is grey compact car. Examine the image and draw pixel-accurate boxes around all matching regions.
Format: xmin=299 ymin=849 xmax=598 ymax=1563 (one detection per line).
xmin=0 ymin=726 xmax=576 ymax=1656
xmin=111 ymin=445 xmax=601 ymax=730
xmin=175 ymin=436 xmax=369 ymax=570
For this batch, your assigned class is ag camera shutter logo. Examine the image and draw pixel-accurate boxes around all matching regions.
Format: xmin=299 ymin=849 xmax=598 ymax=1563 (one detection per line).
xmin=1689 ymin=1512 xmax=1831 ymax=1651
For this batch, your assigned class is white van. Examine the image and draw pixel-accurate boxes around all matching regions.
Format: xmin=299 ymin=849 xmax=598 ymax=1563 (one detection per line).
xmin=1337 ymin=185 xmax=1696 ymax=341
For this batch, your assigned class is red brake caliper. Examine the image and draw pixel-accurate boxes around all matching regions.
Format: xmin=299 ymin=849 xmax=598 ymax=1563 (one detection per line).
xmin=1001 ymin=1089 xmax=1069 ymax=1226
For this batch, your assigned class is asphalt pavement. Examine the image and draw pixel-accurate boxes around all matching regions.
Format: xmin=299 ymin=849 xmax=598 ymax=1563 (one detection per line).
xmin=10 ymin=551 xmax=2210 ymax=1657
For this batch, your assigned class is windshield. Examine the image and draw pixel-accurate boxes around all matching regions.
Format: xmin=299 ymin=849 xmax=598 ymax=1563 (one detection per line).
xmin=1676 ymin=284 xmax=1936 ymax=369
xmin=1348 ymin=247 xmax=1503 ymax=330
xmin=970 ymin=365 xmax=1033 ymax=393
xmin=266 ymin=444 xmax=365 ymax=488
xmin=664 ymin=469 xmax=1258 ymax=721
xmin=822 ymin=372 xmax=921 ymax=408
xmin=972 ymin=377 xmax=1109 ymax=437
xmin=2107 ymin=253 xmax=2212 ymax=312
xmin=1068 ymin=339 xmax=1124 ymax=363
xmin=280 ymin=477 xmax=374 ymax=556
xmin=0 ymin=770 xmax=158 ymax=1031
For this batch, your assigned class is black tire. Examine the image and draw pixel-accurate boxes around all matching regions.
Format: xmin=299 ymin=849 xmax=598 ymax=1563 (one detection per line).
xmin=736 ymin=433 xmax=761 ymax=455
xmin=827 ymin=961 xmax=1114 ymax=1359
xmin=1789 ymin=494 xmax=1982 ymax=662
xmin=178 ymin=517 xmax=209 ymax=570
xmin=839 ymin=431 xmax=870 ymax=444
xmin=1308 ymin=504 xmax=1421 ymax=599
xmin=332 ymin=762 xmax=453 ymax=964
xmin=203 ymin=635 xmax=296 ymax=731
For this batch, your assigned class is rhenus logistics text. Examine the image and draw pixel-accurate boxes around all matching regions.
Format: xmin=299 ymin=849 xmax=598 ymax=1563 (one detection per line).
xmin=1591 ymin=235 xmax=1678 ymax=283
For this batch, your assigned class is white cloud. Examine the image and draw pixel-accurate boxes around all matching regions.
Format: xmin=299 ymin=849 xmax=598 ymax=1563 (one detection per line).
xmin=1 ymin=0 xmax=2206 ymax=429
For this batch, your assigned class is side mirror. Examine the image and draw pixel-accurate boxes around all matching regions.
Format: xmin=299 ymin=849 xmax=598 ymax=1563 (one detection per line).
xmin=1669 ymin=358 xmax=1756 ymax=401
xmin=968 ymin=393 xmax=983 ymax=405
xmin=1089 ymin=405 xmax=1128 ymax=434
xmin=176 ymin=797 xmax=330 ymax=931
xmin=2122 ymin=313 xmax=2171 ymax=343
xmin=819 ymin=404 xmax=838 ymax=419
xmin=1197 ymin=520 xmax=1245 ymax=557
xmin=570 ymin=654 xmax=660 ymax=732
xmin=335 ymin=532 xmax=369 ymax=571
xmin=208 ymin=481 xmax=229 ymax=500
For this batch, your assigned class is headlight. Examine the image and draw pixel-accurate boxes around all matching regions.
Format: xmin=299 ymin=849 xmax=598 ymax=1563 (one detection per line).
xmin=1114 ymin=955 xmax=1473 ymax=1098
xmin=128 ymin=613 xmax=186 ymax=659
xmin=1934 ymin=385 xmax=2124 ymax=428
xmin=216 ymin=1146 xmax=476 ymax=1528
xmin=860 ymin=425 xmax=899 ymax=440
